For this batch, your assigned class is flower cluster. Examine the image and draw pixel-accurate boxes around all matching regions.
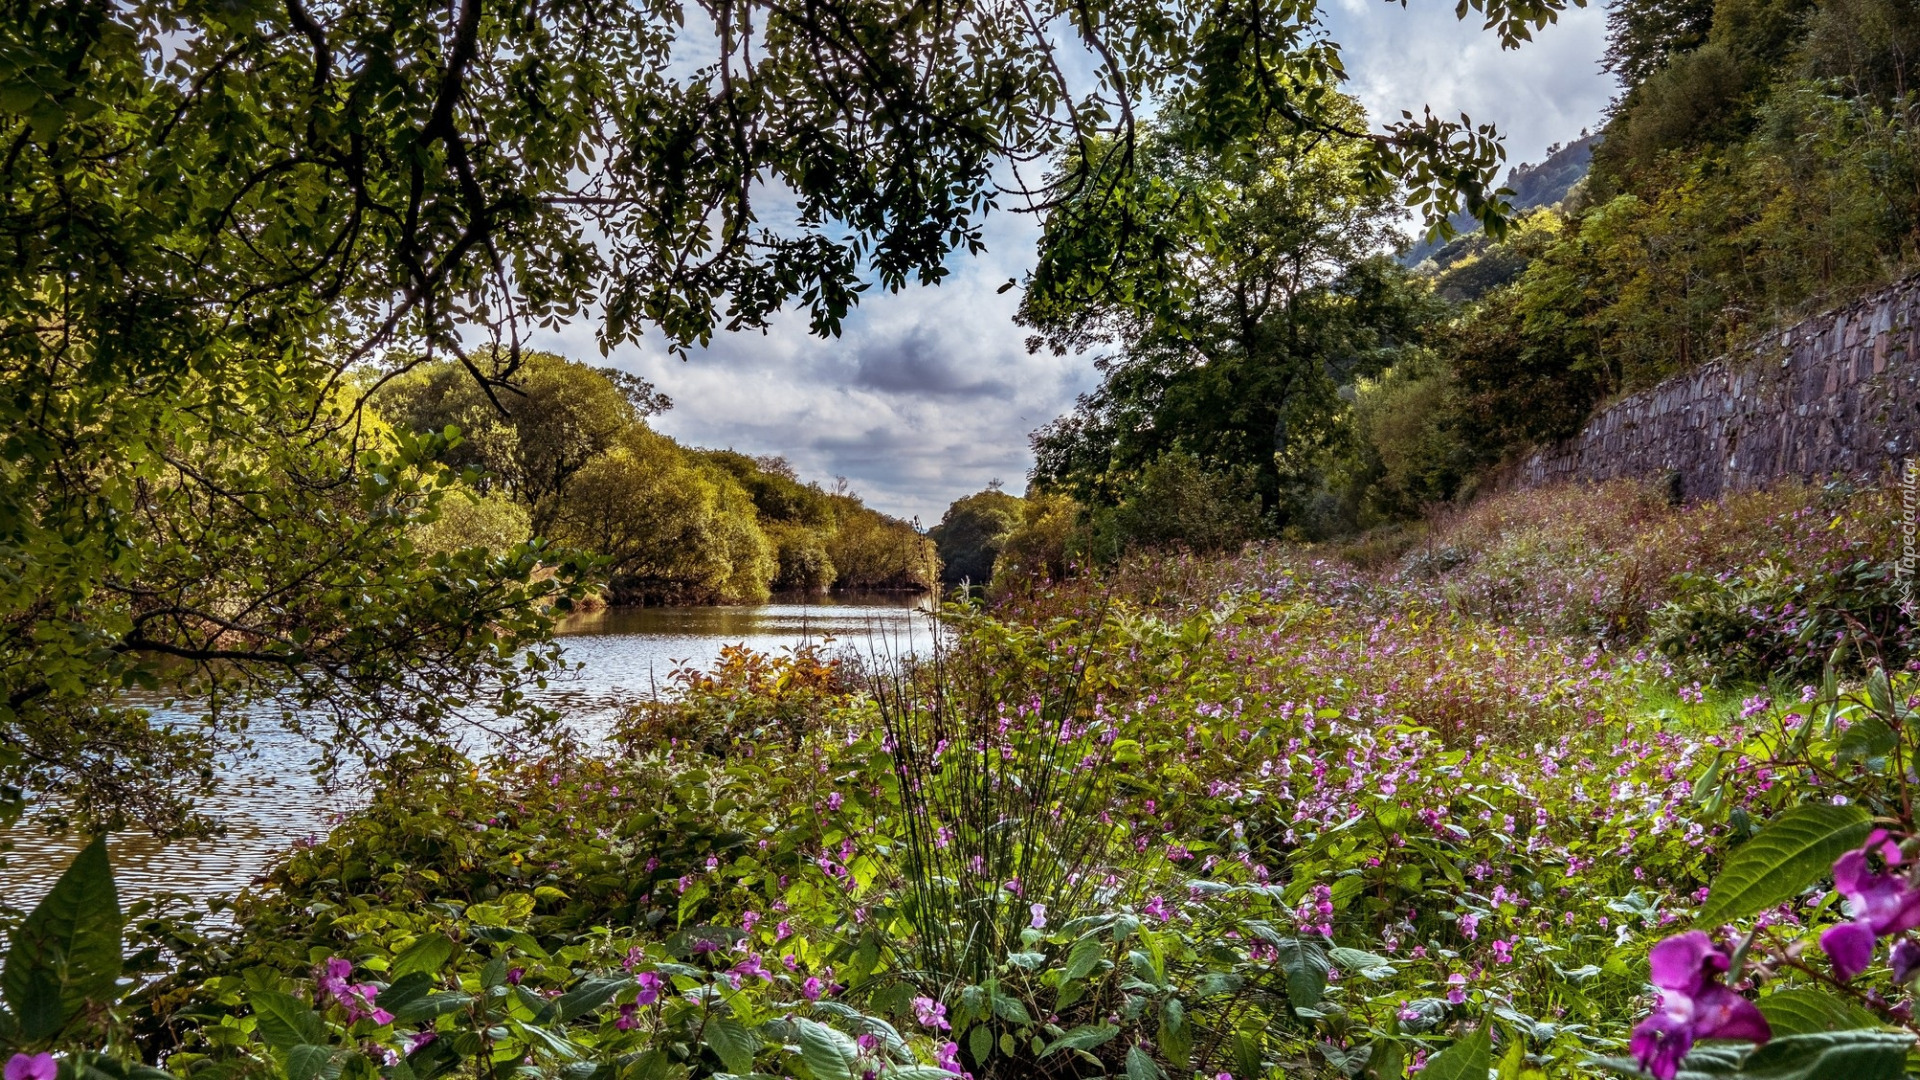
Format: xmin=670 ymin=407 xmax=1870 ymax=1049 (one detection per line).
xmin=315 ymin=957 xmax=393 ymax=1025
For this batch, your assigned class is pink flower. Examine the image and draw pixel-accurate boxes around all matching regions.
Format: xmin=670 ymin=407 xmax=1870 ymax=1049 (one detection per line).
xmin=1821 ymin=832 xmax=1920 ymax=981
xmin=1445 ymin=973 xmax=1467 ymax=1005
xmin=404 ymin=1032 xmax=438 ymax=1055
xmin=935 ymin=1041 xmax=965 ymax=1075
xmin=5 ymin=1055 xmax=55 ymax=1080
xmin=802 ymin=976 xmax=825 ymax=1000
xmin=635 ymin=971 xmax=664 ymax=1005
xmin=1630 ymin=932 xmax=1770 ymax=1080
xmin=913 ymin=996 xmax=950 ymax=1031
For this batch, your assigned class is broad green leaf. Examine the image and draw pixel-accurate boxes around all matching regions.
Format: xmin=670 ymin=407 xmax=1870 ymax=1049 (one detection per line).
xmin=1420 ymin=1025 xmax=1491 ymax=1080
xmin=1368 ymin=1038 xmax=1406 ymax=1080
xmin=1696 ymin=805 xmax=1871 ymax=927
xmin=552 ymin=975 xmax=630 ymax=1022
xmin=1758 ymin=989 xmax=1884 ymax=1036
xmin=250 ymin=990 xmax=329 ymax=1052
xmin=1330 ymin=947 xmax=1396 ymax=979
xmin=1276 ymin=937 xmax=1330 ymax=1009
xmin=707 ymin=1018 xmax=757 ymax=1075
xmin=1159 ymin=997 xmax=1191 ymax=1067
xmin=1740 ymin=1030 xmax=1912 ymax=1080
xmin=1040 ymin=1023 xmax=1119 ymax=1058
xmin=968 ymin=1023 xmax=992 ymax=1065
xmin=1834 ymin=717 xmax=1896 ymax=765
xmin=1125 ymin=1045 xmax=1162 ymax=1080
xmin=283 ymin=1044 xmax=342 ymax=1080
xmin=795 ymin=1018 xmax=858 ymax=1080
xmin=2 ymin=836 xmax=122 ymax=1040
xmin=1062 ymin=935 xmax=1106 ymax=982
xmin=391 ymin=934 xmax=457 ymax=978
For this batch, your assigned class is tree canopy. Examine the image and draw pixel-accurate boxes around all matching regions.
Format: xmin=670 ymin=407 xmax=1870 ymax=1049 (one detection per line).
xmin=2 ymin=0 xmax=1584 ymax=830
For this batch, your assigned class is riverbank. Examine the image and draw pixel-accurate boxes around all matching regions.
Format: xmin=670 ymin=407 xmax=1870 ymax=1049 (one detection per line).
xmin=27 ymin=477 xmax=1920 ymax=1080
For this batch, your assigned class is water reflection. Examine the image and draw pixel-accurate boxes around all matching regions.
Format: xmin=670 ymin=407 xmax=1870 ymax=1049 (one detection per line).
xmin=0 ymin=595 xmax=935 ymax=912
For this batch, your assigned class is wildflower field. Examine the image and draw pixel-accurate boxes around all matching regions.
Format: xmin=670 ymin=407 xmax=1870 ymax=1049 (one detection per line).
xmin=15 ymin=479 xmax=1920 ymax=1080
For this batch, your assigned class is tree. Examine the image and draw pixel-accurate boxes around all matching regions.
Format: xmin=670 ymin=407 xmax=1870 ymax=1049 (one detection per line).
xmin=1023 ymin=100 xmax=1438 ymax=530
xmin=931 ymin=490 xmax=1026 ymax=587
xmin=378 ymin=352 xmax=663 ymax=532
xmin=1 ymin=0 xmax=1581 ymax=829
xmin=548 ymin=427 xmax=777 ymax=604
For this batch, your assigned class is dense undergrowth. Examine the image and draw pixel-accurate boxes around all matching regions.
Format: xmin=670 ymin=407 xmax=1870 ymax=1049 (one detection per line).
xmin=13 ymin=479 xmax=1920 ymax=1080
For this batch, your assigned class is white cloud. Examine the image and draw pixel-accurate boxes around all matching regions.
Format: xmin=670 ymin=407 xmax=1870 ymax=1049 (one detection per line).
xmin=530 ymin=3 xmax=1612 ymax=525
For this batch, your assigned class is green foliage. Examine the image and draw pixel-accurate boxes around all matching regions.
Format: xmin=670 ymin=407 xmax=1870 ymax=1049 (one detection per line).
xmin=1650 ymin=560 xmax=1912 ymax=683
xmin=1088 ymin=453 xmax=1266 ymax=558
xmin=822 ymin=500 xmax=939 ymax=593
xmin=2 ymin=837 xmax=121 ymax=1045
xmin=930 ymin=489 xmax=1026 ymax=587
xmin=1024 ymin=102 xmax=1442 ymax=533
xmin=1692 ymin=804 xmax=1872 ymax=927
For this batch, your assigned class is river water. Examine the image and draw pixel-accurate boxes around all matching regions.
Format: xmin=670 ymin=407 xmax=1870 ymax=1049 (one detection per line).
xmin=0 ymin=596 xmax=934 ymax=913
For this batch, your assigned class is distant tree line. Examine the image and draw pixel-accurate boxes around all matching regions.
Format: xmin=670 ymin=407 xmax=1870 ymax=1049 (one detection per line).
xmin=379 ymin=353 xmax=937 ymax=604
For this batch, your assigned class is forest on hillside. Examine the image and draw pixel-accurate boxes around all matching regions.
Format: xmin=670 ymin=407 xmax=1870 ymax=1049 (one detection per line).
xmin=981 ymin=0 xmax=1920 ymax=578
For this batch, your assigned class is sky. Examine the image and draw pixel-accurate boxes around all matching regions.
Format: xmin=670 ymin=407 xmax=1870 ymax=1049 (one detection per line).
xmin=530 ymin=0 xmax=1618 ymax=526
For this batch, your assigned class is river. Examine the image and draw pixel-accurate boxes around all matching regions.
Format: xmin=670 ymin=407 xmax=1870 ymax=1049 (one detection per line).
xmin=0 ymin=595 xmax=935 ymax=913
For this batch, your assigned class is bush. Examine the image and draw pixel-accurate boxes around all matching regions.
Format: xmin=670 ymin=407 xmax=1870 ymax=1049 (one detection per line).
xmin=1091 ymin=452 xmax=1264 ymax=560
xmin=1650 ymin=559 xmax=1911 ymax=682
xmin=617 ymin=643 xmax=855 ymax=754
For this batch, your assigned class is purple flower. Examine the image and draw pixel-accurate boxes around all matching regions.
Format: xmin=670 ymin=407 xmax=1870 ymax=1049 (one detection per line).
xmin=616 ymin=1003 xmax=640 ymax=1030
xmin=1630 ymin=932 xmax=1770 ymax=1080
xmin=913 ymin=996 xmax=950 ymax=1031
xmin=1821 ymin=832 xmax=1920 ymax=981
xmin=6 ymin=1054 xmax=56 ymax=1080
xmin=404 ymin=1032 xmax=438 ymax=1055
xmin=934 ymin=1041 xmax=965 ymax=1075
xmin=1895 ymin=938 xmax=1920 ymax=984
xmin=729 ymin=953 xmax=772 ymax=983
xmin=635 ymin=971 xmax=663 ymax=1005
xmin=1029 ymin=902 xmax=1048 ymax=930
xmin=802 ymin=976 xmax=825 ymax=1000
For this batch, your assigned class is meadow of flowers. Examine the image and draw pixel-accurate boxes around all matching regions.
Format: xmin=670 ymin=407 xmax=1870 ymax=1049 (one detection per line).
xmin=10 ymin=478 xmax=1920 ymax=1080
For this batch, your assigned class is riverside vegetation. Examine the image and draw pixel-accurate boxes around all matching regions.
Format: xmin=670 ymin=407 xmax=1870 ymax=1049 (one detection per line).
xmin=19 ymin=477 xmax=1920 ymax=1080
xmin=14 ymin=0 xmax=1920 ymax=1079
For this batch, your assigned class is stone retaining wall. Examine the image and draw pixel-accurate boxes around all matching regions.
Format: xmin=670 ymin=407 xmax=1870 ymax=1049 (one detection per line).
xmin=1492 ymin=276 xmax=1920 ymax=499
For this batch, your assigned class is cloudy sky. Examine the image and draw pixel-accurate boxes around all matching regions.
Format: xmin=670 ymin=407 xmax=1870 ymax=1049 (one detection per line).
xmin=530 ymin=1 xmax=1617 ymax=525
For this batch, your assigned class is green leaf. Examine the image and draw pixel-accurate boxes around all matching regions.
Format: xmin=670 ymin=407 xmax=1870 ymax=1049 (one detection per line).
xmin=1041 ymin=1023 xmax=1119 ymax=1058
xmin=2 ymin=836 xmax=122 ymax=1040
xmin=1739 ymin=1030 xmax=1912 ymax=1080
xmin=1420 ymin=1026 xmax=1491 ymax=1080
xmin=1758 ymin=990 xmax=1884 ymax=1036
xmin=794 ymin=1018 xmax=858 ymax=1080
xmin=250 ymin=990 xmax=330 ymax=1051
xmin=1276 ymin=937 xmax=1330 ymax=1009
xmin=706 ymin=1017 xmax=757 ymax=1075
xmin=1062 ymin=935 xmax=1106 ymax=982
xmin=391 ymin=934 xmax=456 ymax=978
xmin=1159 ymin=998 xmax=1191 ymax=1067
xmin=1834 ymin=716 xmax=1896 ymax=766
xmin=283 ymin=1044 xmax=342 ymax=1080
xmin=1125 ymin=1044 xmax=1162 ymax=1080
xmin=552 ymin=975 xmax=629 ymax=1023
xmin=1330 ymin=947 xmax=1396 ymax=980
xmin=969 ymin=1023 xmax=993 ymax=1065
xmin=1696 ymin=804 xmax=1872 ymax=927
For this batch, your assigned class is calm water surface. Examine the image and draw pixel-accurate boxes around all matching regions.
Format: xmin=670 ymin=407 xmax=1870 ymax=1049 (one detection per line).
xmin=1 ymin=595 xmax=934 ymax=912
